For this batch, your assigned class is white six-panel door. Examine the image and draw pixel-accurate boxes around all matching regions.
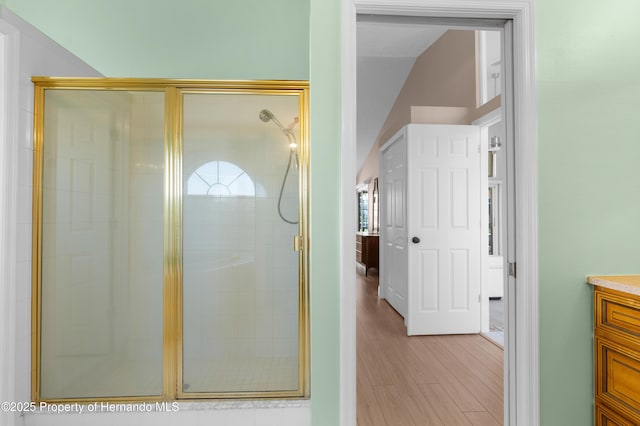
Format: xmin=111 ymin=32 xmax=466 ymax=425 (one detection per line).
xmin=406 ymin=124 xmax=482 ymax=335
xmin=379 ymin=130 xmax=408 ymax=318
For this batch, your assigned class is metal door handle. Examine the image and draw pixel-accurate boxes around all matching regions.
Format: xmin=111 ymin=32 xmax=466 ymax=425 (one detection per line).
xmin=412 ymin=236 xmax=420 ymax=244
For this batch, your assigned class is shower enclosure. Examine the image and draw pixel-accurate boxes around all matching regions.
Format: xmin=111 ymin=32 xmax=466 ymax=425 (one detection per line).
xmin=31 ymin=78 xmax=309 ymax=402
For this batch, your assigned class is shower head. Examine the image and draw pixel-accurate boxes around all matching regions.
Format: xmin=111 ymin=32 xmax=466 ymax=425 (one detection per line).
xmin=259 ymin=109 xmax=274 ymax=123
xmin=259 ymin=109 xmax=298 ymax=150
xmin=259 ymin=109 xmax=289 ymax=135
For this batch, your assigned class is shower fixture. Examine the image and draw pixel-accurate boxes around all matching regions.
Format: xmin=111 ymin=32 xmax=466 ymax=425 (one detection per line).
xmin=259 ymin=109 xmax=299 ymax=225
xmin=259 ymin=109 xmax=297 ymax=149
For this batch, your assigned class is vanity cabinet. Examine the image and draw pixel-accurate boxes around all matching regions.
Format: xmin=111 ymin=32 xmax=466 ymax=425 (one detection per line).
xmin=356 ymin=232 xmax=379 ymax=276
xmin=588 ymin=276 xmax=640 ymax=426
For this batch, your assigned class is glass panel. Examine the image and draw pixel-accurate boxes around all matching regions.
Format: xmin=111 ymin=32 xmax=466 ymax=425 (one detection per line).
xmin=182 ymin=93 xmax=300 ymax=393
xmin=40 ymin=90 xmax=165 ymax=398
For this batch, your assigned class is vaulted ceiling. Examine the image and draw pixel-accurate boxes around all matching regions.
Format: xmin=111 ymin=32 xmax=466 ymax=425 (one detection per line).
xmin=356 ymin=21 xmax=447 ymax=170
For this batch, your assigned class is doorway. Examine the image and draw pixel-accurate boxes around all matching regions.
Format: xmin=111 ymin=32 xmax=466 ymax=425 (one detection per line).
xmin=359 ymin=20 xmax=506 ymax=425
xmin=341 ymin=1 xmax=538 ymax=426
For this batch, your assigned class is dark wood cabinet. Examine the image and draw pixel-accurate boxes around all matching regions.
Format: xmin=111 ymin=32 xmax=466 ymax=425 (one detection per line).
xmin=356 ymin=232 xmax=379 ymax=276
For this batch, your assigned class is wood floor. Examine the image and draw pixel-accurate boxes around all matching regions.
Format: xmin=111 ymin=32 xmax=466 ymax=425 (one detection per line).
xmin=357 ymin=268 xmax=504 ymax=426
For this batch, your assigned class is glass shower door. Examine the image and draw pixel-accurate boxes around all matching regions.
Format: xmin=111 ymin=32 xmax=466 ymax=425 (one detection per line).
xmin=181 ymin=92 xmax=303 ymax=395
xmin=33 ymin=79 xmax=309 ymax=402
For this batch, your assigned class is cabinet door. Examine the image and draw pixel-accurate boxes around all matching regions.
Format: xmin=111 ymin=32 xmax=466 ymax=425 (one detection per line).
xmin=596 ymin=402 xmax=637 ymax=426
xmin=596 ymin=337 xmax=640 ymax=423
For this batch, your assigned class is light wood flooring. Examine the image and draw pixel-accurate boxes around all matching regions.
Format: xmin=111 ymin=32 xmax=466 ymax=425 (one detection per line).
xmin=357 ymin=268 xmax=504 ymax=425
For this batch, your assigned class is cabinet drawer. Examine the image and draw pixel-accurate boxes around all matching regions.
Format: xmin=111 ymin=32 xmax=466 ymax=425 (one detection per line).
xmin=596 ymin=290 xmax=640 ymax=343
xmin=596 ymin=337 xmax=640 ymax=423
xmin=356 ymin=251 xmax=362 ymax=263
xmin=596 ymin=402 xmax=636 ymax=426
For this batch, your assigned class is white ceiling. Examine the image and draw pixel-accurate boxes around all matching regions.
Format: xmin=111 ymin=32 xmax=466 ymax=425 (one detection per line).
xmin=356 ymin=21 xmax=447 ymax=171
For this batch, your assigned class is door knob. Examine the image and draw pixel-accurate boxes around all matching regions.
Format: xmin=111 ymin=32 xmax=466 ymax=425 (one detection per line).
xmin=412 ymin=236 xmax=420 ymax=244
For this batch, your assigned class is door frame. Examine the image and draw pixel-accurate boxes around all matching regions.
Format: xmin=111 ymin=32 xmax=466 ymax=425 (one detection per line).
xmin=473 ymin=107 xmax=503 ymax=333
xmin=340 ymin=1 xmax=538 ymax=425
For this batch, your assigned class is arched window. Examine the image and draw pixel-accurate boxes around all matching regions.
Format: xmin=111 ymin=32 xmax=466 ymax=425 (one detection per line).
xmin=187 ymin=161 xmax=255 ymax=197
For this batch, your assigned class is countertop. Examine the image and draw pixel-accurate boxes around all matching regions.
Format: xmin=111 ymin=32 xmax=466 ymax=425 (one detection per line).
xmin=587 ymin=275 xmax=640 ymax=297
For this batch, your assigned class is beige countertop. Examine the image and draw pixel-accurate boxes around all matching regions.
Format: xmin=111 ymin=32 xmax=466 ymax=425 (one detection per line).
xmin=587 ymin=275 xmax=640 ymax=296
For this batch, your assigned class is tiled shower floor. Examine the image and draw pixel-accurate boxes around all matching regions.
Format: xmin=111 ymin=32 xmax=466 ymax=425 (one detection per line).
xmin=52 ymin=356 xmax=298 ymax=398
xmin=183 ymin=357 xmax=298 ymax=393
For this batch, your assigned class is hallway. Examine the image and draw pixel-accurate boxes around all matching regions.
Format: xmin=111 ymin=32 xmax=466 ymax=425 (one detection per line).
xmin=357 ymin=268 xmax=504 ymax=425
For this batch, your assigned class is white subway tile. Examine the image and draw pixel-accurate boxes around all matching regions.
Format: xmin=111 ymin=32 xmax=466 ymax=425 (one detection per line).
xmin=225 ymin=409 xmax=254 ymax=426
xmin=197 ymin=409 xmax=228 ymax=425
xmin=281 ymin=407 xmax=311 ymax=426
xmin=253 ymin=409 xmax=283 ymax=426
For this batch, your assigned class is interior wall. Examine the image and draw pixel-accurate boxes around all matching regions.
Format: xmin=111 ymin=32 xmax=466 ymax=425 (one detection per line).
xmin=309 ymin=0 xmax=341 ymax=423
xmin=375 ymin=30 xmax=476 ymax=149
xmin=537 ymin=0 xmax=640 ymax=424
xmin=0 ymin=8 xmax=102 ymax=426
xmin=0 ymin=20 xmax=15 ymax=426
xmin=5 ymin=0 xmax=309 ymax=80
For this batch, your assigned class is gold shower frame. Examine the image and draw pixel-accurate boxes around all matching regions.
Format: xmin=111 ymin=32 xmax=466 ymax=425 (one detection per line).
xmin=31 ymin=77 xmax=310 ymax=403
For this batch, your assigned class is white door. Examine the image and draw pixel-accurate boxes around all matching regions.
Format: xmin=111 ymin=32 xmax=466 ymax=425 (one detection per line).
xmin=379 ymin=129 xmax=407 ymax=318
xmin=406 ymin=124 xmax=482 ymax=335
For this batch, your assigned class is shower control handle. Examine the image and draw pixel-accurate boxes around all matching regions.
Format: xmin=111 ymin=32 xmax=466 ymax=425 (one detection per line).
xmin=412 ymin=236 xmax=420 ymax=244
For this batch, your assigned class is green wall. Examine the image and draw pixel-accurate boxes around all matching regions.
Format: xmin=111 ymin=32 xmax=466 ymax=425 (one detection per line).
xmin=537 ymin=0 xmax=640 ymax=424
xmin=7 ymin=0 xmax=342 ymax=424
xmin=6 ymin=0 xmax=309 ymax=79
xmin=308 ymin=0 xmax=341 ymax=424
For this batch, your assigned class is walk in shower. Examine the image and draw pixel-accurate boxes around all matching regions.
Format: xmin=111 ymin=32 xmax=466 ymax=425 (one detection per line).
xmin=32 ymin=79 xmax=309 ymax=402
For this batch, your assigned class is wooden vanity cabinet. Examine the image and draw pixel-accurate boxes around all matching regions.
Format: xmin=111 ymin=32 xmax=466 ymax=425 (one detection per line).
xmin=356 ymin=232 xmax=379 ymax=276
xmin=594 ymin=286 xmax=640 ymax=425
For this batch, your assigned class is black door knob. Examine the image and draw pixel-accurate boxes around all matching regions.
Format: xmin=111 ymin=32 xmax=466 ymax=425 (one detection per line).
xmin=412 ymin=236 xmax=420 ymax=244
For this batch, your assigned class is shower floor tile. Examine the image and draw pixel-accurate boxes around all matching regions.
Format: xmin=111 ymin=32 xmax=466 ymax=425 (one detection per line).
xmin=183 ymin=356 xmax=298 ymax=393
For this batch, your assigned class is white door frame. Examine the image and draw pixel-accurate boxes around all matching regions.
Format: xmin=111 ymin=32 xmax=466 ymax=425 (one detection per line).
xmin=340 ymin=1 xmax=538 ymax=425
xmin=473 ymin=108 xmax=502 ymax=333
